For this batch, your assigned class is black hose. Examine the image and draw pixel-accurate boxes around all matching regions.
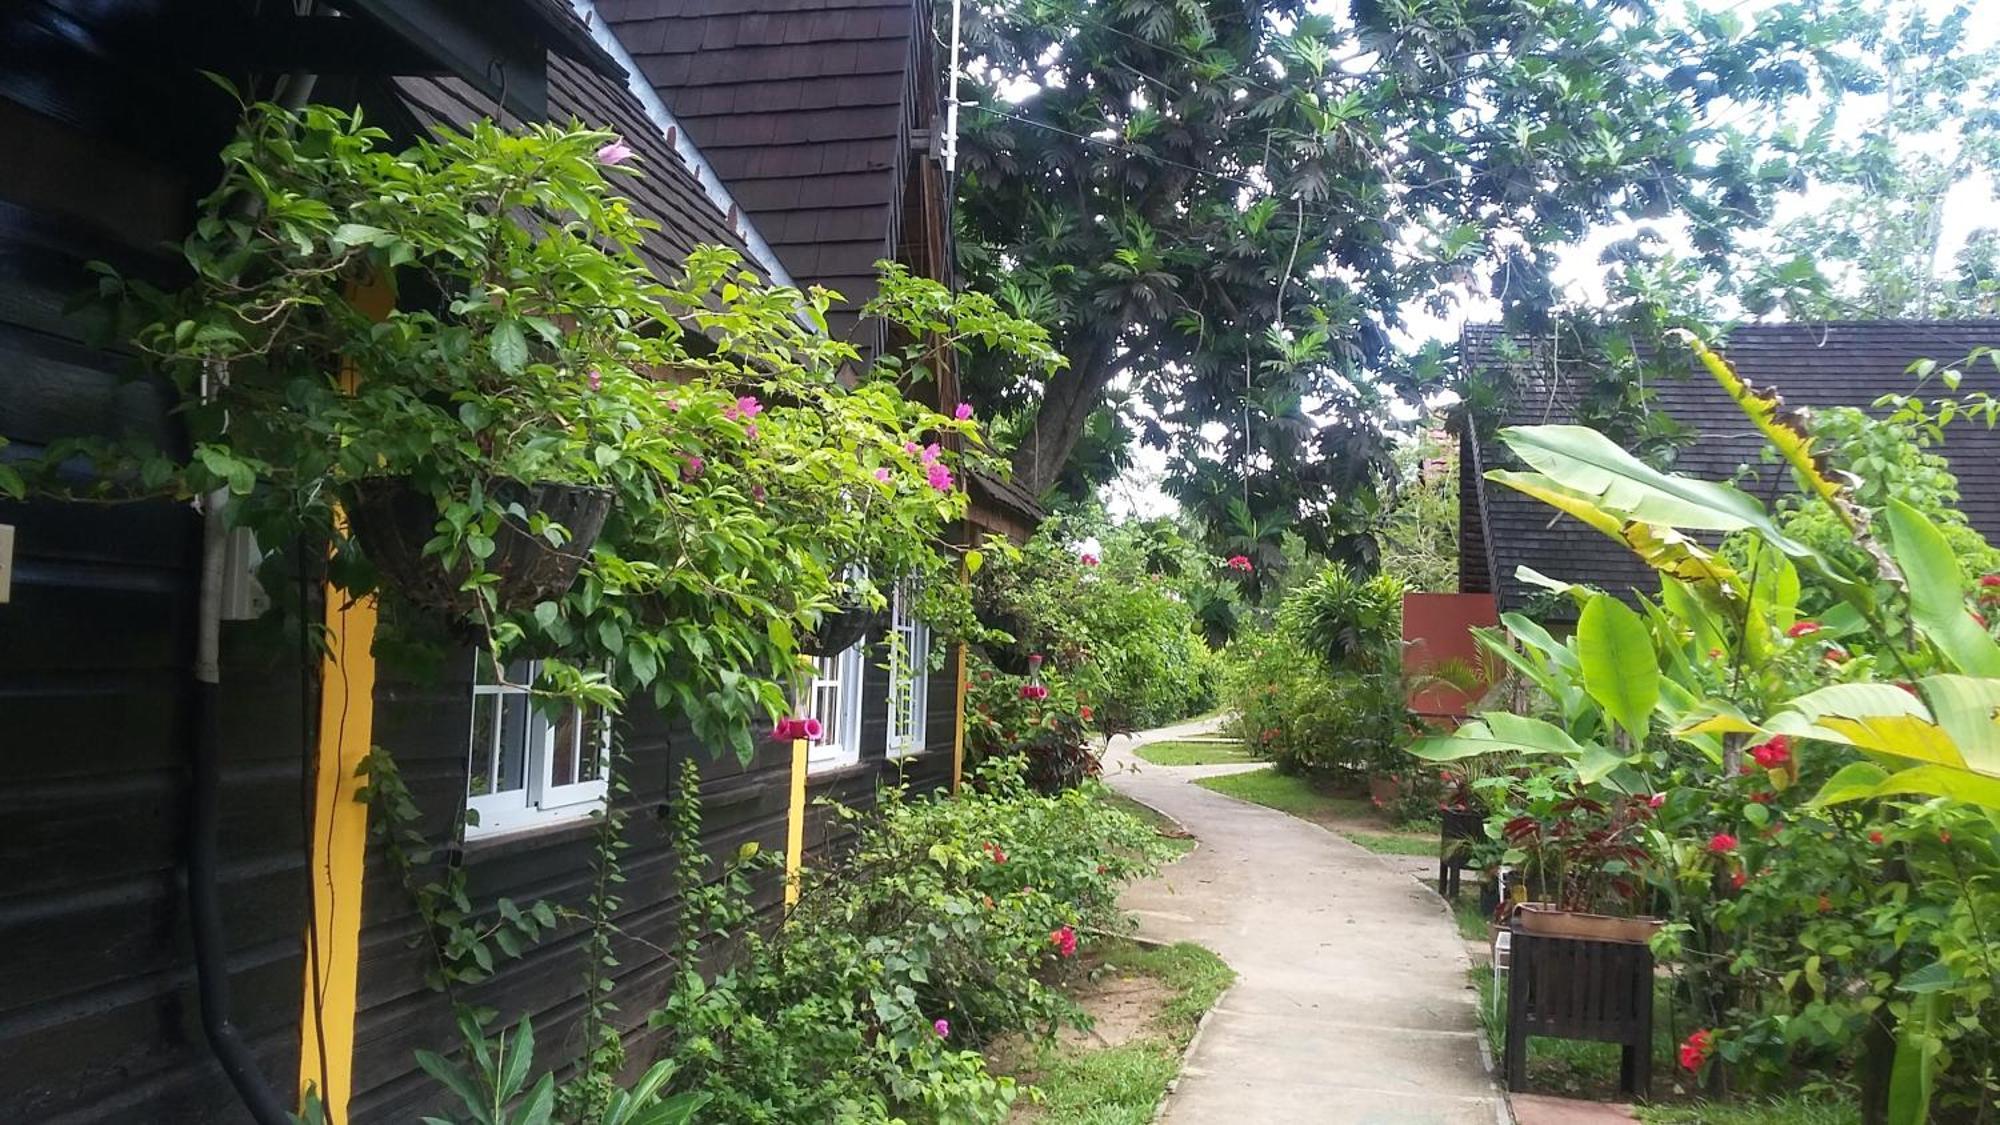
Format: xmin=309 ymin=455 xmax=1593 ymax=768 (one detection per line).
xmin=187 ymin=678 xmax=296 ymax=1125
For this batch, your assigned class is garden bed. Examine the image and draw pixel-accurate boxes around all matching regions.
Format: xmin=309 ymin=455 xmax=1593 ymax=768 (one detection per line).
xmin=986 ymin=938 xmax=1233 ymax=1123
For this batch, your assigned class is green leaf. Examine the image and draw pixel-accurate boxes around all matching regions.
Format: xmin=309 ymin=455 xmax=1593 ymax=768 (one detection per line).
xmin=964 ymin=549 xmax=983 ymax=575
xmin=1887 ymin=993 xmax=1942 ymax=1125
xmin=1576 ymin=594 xmax=1658 ymax=744
xmin=330 ymin=222 xmax=388 ymax=250
xmin=490 ymin=319 xmax=530 ymax=375
xmin=509 ymin=1074 xmax=556 ymax=1125
xmin=1884 ymin=499 xmax=2000 ymax=676
xmin=1811 ymin=761 xmax=1892 ymax=806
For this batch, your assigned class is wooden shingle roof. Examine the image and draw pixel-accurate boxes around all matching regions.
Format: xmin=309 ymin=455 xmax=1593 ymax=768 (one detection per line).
xmin=396 ymin=52 xmax=762 ymax=289
xmin=1463 ymin=320 xmax=2000 ymax=617
xmin=596 ymin=0 xmax=920 ymax=337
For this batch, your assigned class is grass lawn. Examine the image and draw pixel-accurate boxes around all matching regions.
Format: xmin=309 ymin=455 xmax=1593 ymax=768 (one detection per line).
xmin=1133 ymin=740 xmax=1256 ymax=767
xmin=1098 ymin=789 xmax=1196 ymax=857
xmin=1636 ymin=1098 xmax=1858 ymax=1125
xmin=997 ymin=939 xmax=1234 ymax=1123
xmin=1193 ymin=766 xmax=1438 ymax=858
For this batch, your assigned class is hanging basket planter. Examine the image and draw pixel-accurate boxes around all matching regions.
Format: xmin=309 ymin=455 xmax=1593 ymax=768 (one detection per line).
xmin=798 ymin=601 xmax=886 ymax=657
xmin=345 ymin=476 xmax=614 ymax=617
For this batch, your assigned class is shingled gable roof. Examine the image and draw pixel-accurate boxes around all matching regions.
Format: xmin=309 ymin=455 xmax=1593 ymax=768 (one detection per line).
xmin=1462 ymin=320 xmax=2000 ymax=618
xmin=596 ymin=0 xmax=925 ymax=340
xmin=395 ymin=52 xmax=765 ymax=290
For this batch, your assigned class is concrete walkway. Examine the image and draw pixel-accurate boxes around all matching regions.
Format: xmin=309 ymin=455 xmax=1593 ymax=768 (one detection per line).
xmin=1107 ymin=721 xmax=1507 ymax=1125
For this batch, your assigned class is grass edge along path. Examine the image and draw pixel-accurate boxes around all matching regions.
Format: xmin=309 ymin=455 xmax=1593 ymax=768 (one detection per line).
xmin=1132 ymin=739 xmax=1257 ymax=767
xmin=1193 ymin=765 xmax=1437 ymax=857
xmin=1001 ymin=939 xmax=1235 ymax=1124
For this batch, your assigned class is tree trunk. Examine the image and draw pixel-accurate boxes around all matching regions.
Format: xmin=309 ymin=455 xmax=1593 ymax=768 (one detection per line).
xmin=1009 ymin=333 xmax=1117 ymax=496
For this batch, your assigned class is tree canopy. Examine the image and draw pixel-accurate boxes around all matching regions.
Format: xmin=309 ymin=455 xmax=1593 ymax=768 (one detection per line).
xmin=954 ymin=0 xmax=1983 ymax=569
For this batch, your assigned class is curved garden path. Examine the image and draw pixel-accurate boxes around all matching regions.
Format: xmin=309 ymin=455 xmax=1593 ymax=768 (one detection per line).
xmin=1105 ymin=720 xmax=1506 ymax=1125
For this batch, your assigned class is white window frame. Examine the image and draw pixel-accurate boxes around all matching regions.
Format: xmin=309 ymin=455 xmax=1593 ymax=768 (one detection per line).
xmin=465 ymin=657 xmax=610 ymax=839
xmin=803 ymin=641 xmax=867 ymax=773
xmin=886 ymin=583 xmax=931 ymax=759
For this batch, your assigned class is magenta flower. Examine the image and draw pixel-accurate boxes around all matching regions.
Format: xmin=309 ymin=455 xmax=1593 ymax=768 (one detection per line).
xmin=595 ymin=139 xmax=635 ymax=166
xmin=724 ymin=395 xmax=763 ymax=421
xmin=802 ymin=716 xmax=824 ymax=740
xmin=751 ymin=484 xmax=767 ymax=503
xmin=1226 ymin=555 xmax=1253 ymax=572
xmin=587 ymin=367 xmax=602 ymax=392
xmin=1080 ymin=553 xmax=1100 ymax=567
xmin=744 ymin=423 xmax=759 ymax=440
xmin=921 ymin=442 xmax=942 ymax=465
xmin=771 ymin=717 xmax=806 ymax=741
xmin=681 ymin=455 xmax=705 ymax=481
xmin=1049 ymin=925 xmax=1078 ymax=958
xmin=903 ymin=441 xmax=921 ymax=456
xmin=874 ymin=467 xmax=894 ymax=482
xmin=926 ymin=462 xmax=955 ymax=492
xmin=954 ymin=402 xmax=974 ymax=421
xmin=933 ymin=1018 xmax=951 ymax=1039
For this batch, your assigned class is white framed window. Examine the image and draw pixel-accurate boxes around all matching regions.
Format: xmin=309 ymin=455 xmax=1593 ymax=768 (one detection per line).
xmin=465 ymin=656 xmax=609 ymax=838
xmin=886 ymin=583 xmax=931 ymax=758
xmin=803 ymin=641 xmax=867 ymax=773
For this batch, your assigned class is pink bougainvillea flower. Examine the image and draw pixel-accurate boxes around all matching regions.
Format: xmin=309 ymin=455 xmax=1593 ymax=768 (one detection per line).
xmin=1226 ymin=555 xmax=1253 ymax=572
xmin=587 ymin=367 xmax=602 ymax=392
xmin=933 ymin=1019 xmax=951 ymax=1039
xmin=681 ymin=455 xmax=705 ymax=481
xmin=1749 ymin=735 xmax=1791 ymax=769
xmin=1678 ymin=1030 xmax=1713 ymax=1072
xmin=1080 ymin=553 xmax=1100 ymax=566
xmin=1709 ymin=833 xmax=1738 ymax=854
xmin=954 ymin=402 xmax=974 ymax=421
xmin=903 ymin=441 xmax=921 ymax=456
xmin=926 ymin=462 xmax=955 ymax=492
xmin=921 ymin=442 xmax=942 ymax=465
xmin=1786 ymin=620 xmax=1821 ymax=638
xmin=874 ymin=467 xmax=893 ymax=482
xmin=595 ymin=139 xmax=635 ymax=165
xmin=751 ymin=484 xmax=767 ymax=503
xmin=1049 ymin=925 xmax=1078 ymax=958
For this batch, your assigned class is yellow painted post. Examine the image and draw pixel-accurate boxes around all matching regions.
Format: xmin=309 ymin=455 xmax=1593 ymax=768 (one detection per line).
xmin=784 ymin=737 xmax=809 ymax=906
xmin=951 ymin=641 xmax=968 ymax=794
xmin=298 ymin=277 xmax=389 ymax=1120
xmin=297 ymin=560 xmax=376 ymax=1119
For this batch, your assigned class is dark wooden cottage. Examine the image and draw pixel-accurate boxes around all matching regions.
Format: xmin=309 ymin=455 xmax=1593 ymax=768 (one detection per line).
xmin=0 ymin=2 xmax=1028 ymax=1122
xmin=1458 ymin=320 xmax=2000 ymax=616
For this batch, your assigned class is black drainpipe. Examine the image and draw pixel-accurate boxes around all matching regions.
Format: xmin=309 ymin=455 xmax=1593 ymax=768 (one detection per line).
xmin=185 ymin=66 xmax=317 ymax=1125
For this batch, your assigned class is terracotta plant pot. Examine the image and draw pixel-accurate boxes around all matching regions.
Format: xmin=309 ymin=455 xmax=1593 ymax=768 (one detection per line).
xmin=346 ymin=476 xmax=613 ymax=617
xmin=1510 ymin=902 xmax=1661 ymax=946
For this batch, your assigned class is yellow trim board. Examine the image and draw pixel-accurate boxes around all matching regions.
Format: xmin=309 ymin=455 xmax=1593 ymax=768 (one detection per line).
xmin=784 ymin=737 xmax=809 ymax=905
xmin=297 ymin=577 xmax=376 ymax=1119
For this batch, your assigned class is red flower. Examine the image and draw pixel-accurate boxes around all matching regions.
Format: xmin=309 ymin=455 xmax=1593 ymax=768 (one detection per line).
xmin=982 ymin=842 xmax=1008 ymax=865
xmin=1983 ymin=574 xmax=2000 ymax=588
xmin=1730 ymin=869 xmax=1748 ymax=890
xmin=1749 ymin=791 xmax=1773 ymax=804
xmin=1080 ymin=553 xmax=1100 ymax=567
xmin=1707 ymin=647 xmax=1724 ymax=660
xmin=1941 ymin=830 xmax=1953 ymax=845
xmin=1049 ymin=925 xmax=1078 ymax=958
xmin=1709 ymin=833 xmax=1738 ymax=854
xmin=1786 ymin=620 xmax=1821 ymax=638
xmin=1679 ymin=1029 xmax=1714 ymax=1072
xmin=1079 ymin=705 xmax=1094 ymax=721
xmin=1824 ymin=646 xmax=1849 ymax=664
xmin=1869 ymin=830 xmax=1886 ymax=845
xmin=1225 ymin=555 xmax=1253 ymax=572
xmin=1648 ymin=793 xmax=1666 ymax=809
xmin=1749 ymin=736 xmax=1791 ymax=769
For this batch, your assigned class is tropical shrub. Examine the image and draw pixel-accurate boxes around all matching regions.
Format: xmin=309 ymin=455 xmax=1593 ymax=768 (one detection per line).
xmin=1227 ymin=567 xmax=1416 ymax=780
xmin=22 ymin=96 xmax=1058 ymax=759
xmin=1415 ymin=334 xmax=2000 ymax=1120
xmin=648 ymin=759 xmax=1174 ymax=1122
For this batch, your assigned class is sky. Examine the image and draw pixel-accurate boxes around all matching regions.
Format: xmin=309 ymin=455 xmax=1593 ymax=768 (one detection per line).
xmin=1099 ymin=0 xmax=2000 ymax=522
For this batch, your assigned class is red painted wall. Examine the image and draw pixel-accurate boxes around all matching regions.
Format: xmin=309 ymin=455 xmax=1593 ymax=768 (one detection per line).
xmin=1403 ymin=592 xmax=1499 ymax=722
